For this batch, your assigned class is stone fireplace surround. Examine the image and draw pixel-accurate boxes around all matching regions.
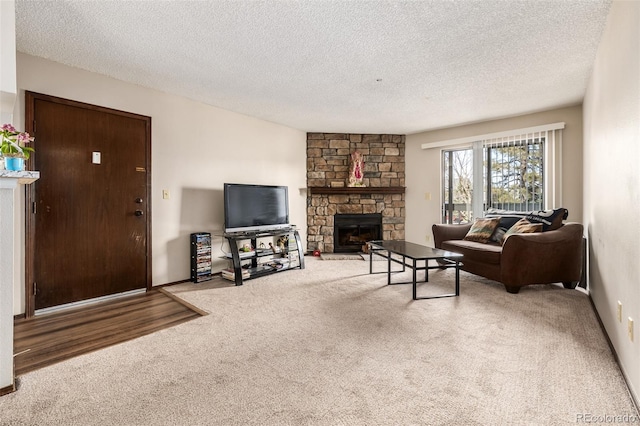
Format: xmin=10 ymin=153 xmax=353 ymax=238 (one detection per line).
xmin=306 ymin=133 xmax=405 ymax=253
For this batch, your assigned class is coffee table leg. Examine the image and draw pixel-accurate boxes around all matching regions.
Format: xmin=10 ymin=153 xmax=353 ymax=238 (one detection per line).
xmin=387 ymin=251 xmax=391 ymax=285
xmin=412 ymin=259 xmax=417 ymax=300
xmin=425 ymin=259 xmax=429 ymax=282
xmin=455 ymin=260 xmax=460 ymax=296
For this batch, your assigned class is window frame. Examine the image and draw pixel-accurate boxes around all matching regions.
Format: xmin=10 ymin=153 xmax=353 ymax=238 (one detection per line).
xmin=425 ymin=123 xmax=564 ymax=225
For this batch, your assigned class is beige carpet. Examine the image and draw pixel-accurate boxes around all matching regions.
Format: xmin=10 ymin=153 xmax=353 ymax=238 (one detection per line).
xmin=1 ymin=258 xmax=637 ymax=425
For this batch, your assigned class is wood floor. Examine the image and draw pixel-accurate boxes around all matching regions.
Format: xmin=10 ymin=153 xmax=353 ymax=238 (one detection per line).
xmin=13 ymin=288 xmax=206 ymax=376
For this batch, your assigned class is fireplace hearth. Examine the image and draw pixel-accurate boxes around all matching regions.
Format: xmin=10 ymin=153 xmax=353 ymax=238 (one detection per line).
xmin=334 ymin=214 xmax=382 ymax=253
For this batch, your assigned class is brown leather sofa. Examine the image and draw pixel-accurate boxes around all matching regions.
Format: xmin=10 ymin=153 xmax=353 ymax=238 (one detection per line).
xmin=432 ymin=222 xmax=584 ymax=293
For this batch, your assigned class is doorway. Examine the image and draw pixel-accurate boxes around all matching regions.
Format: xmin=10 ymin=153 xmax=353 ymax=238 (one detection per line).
xmin=25 ymin=92 xmax=152 ymax=315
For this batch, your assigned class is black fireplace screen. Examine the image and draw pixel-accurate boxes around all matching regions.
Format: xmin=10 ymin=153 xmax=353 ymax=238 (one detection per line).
xmin=334 ymin=213 xmax=382 ymax=253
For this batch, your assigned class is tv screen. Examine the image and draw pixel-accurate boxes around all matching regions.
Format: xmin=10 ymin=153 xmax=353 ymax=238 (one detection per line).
xmin=224 ymin=183 xmax=290 ymax=233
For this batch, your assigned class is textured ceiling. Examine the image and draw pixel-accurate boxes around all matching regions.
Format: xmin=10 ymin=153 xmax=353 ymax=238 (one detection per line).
xmin=15 ymin=0 xmax=612 ymax=134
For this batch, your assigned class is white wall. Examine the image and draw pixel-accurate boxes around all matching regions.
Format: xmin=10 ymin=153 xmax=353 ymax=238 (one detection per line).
xmin=0 ymin=0 xmax=16 ymax=123
xmin=13 ymin=53 xmax=307 ymax=314
xmin=583 ymin=0 xmax=640 ymax=403
xmin=0 ymin=0 xmax=17 ymax=394
xmin=405 ymin=105 xmax=584 ymax=245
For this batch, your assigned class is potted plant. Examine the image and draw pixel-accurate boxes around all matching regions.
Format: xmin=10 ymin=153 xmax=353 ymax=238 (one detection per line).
xmin=0 ymin=123 xmax=34 ymax=171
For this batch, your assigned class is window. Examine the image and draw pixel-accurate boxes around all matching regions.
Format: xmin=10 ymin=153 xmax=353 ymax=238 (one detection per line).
xmin=485 ymin=136 xmax=544 ymax=211
xmin=442 ymin=148 xmax=473 ymax=224
xmin=430 ymin=124 xmax=563 ymax=224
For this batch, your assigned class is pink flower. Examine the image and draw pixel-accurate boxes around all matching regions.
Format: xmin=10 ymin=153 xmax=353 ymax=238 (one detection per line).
xmin=1 ymin=123 xmax=35 ymax=159
xmin=16 ymin=132 xmax=34 ymax=144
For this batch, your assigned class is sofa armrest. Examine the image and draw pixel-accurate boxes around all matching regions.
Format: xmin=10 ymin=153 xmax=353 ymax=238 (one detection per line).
xmin=500 ymin=222 xmax=584 ymax=286
xmin=432 ymin=223 xmax=472 ymax=248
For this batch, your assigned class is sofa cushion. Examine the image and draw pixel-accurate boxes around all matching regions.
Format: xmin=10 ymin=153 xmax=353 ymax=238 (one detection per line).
xmin=485 ymin=207 xmax=568 ymax=236
xmin=441 ymin=239 xmax=502 ymax=265
xmin=501 ymin=218 xmax=543 ymax=244
xmin=492 ymin=227 xmax=507 ymax=244
xmin=462 ymin=217 xmax=500 ymax=243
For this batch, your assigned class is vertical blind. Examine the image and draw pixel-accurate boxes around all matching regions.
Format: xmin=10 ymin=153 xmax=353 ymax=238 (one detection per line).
xmin=480 ymin=128 xmax=559 ymax=212
xmin=423 ymin=123 xmax=564 ymax=220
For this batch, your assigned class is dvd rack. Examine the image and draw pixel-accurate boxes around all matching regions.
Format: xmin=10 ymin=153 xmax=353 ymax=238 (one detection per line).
xmin=190 ymin=232 xmax=213 ymax=283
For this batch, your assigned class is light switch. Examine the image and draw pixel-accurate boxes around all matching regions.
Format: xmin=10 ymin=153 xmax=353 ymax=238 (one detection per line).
xmin=92 ymin=152 xmax=101 ymax=164
xmin=162 ymin=189 xmax=170 ymax=200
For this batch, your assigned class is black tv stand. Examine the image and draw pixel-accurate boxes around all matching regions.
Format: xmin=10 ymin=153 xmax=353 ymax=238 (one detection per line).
xmin=223 ymin=227 xmax=305 ymax=286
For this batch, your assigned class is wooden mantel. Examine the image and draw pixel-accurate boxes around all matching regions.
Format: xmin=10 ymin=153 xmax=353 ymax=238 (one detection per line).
xmin=308 ymin=186 xmax=405 ymax=195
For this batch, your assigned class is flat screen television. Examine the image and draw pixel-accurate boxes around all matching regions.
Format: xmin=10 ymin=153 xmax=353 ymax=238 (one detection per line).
xmin=224 ymin=183 xmax=290 ymax=233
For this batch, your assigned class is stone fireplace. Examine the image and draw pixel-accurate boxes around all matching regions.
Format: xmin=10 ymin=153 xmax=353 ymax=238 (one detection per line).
xmin=306 ymin=133 xmax=405 ymax=253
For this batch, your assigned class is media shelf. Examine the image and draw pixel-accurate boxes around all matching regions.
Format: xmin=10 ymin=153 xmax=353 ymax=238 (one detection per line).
xmin=222 ymin=227 xmax=305 ymax=286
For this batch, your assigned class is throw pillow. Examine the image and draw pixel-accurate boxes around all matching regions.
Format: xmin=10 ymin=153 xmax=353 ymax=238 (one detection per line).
xmin=501 ymin=218 xmax=543 ymax=244
xmin=492 ymin=227 xmax=507 ymax=244
xmin=463 ymin=217 xmax=501 ymax=243
xmin=485 ymin=207 xmax=568 ymax=232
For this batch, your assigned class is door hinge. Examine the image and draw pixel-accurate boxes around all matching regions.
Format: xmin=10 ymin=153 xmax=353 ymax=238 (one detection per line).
xmin=33 ymin=282 xmax=37 ymax=296
xmin=32 ymin=202 xmax=36 ymax=214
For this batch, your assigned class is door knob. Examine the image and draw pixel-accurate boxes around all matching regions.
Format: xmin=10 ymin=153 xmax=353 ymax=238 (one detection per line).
xmin=135 ymin=198 xmax=143 ymax=203
xmin=135 ymin=210 xmax=144 ymax=216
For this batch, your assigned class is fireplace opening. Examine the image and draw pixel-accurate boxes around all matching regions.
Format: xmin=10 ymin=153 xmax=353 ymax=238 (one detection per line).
xmin=334 ymin=213 xmax=382 ymax=253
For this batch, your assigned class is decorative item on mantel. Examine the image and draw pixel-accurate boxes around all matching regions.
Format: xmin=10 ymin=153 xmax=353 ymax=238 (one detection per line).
xmin=347 ymin=150 xmax=365 ymax=187
xmin=0 ymin=123 xmax=35 ymax=171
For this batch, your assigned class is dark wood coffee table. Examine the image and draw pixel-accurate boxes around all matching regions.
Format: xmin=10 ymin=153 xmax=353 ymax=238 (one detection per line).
xmin=368 ymin=240 xmax=463 ymax=300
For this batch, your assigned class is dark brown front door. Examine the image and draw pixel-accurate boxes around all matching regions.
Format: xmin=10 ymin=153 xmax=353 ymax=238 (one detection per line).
xmin=25 ymin=92 xmax=151 ymax=312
